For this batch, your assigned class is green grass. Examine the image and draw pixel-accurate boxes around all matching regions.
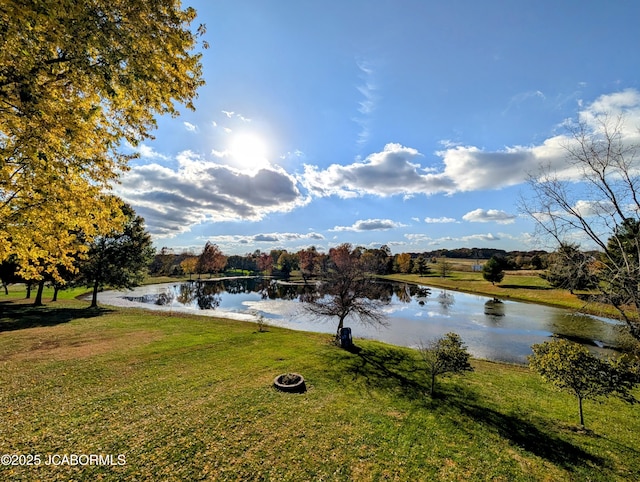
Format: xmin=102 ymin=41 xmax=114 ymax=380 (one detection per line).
xmin=1 ymin=289 xmax=639 ymax=481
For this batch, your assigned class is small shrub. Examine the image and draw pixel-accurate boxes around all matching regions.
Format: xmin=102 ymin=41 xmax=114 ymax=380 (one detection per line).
xmin=417 ymin=332 xmax=473 ymax=396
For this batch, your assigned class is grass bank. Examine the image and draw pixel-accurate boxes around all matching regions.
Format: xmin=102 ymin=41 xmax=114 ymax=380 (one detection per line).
xmin=1 ymin=290 xmax=639 ymax=480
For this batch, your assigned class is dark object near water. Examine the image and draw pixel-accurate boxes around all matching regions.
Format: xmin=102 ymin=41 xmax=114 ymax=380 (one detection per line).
xmin=273 ymin=373 xmax=306 ymax=393
xmin=339 ymin=327 xmax=353 ymax=349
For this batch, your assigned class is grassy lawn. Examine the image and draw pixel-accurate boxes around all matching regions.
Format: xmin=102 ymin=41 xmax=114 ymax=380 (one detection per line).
xmin=1 ymin=287 xmax=639 ymax=481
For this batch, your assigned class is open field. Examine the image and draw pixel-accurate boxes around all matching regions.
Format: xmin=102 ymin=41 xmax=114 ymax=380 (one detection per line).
xmin=1 ymin=287 xmax=639 ymax=481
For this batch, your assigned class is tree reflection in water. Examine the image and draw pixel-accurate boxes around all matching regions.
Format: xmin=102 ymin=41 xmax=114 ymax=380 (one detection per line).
xmin=117 ymin=277 xmax=628 ymax=363
xmin=437 ymin=290 xmax=455 ymax=310
xmin=484 ymin=298 xmax=506 ymax=322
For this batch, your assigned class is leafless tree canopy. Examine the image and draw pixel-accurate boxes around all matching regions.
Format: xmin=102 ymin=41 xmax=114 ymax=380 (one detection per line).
xmin=521 ymin=114 xmax=640 ymax=339
xmin=302 ymin=243 xmax=389 ymax=339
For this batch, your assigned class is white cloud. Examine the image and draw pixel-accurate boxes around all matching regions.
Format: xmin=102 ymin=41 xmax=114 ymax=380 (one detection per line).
xmin=211 ymin=149 xmax=229 ymax=158
xmin=137 ymin=144 xmax=169 ymax=160
xmin=196 ymin=232 xmax=325 ymax=254
xmin=403 ymin=232 xmax=501 ymax=248
xmin=300 ymin=89 xmax=640 ymax=198
xmin=301 ymin=143 xmax=453 ymax=198
xmin=424 ymin=216 xmax=457 ymax=224
xmin=462 ymin=209 xmax=516 ymax=224
xmin=405 ymin=233 xmax=433 ymax=243
xmin=572 ymin=200 xmax=616 ymax=217
xmin=183 ymin=121 xmax=198 ymax=132
xmin=330 ymin=218 xmax=407 ymax=232
xmin=354 ymin=59 xmax=378 ymax=146
xmin=114 ymin=151 xmax=309 ymax=237
xmin=221 ymin=110 xmax=251 ymax=122
xmin=502 ymin=90 xmax=546 ymax=115
xmin=252 ymin=232 xmax=324 ymax=243
xmin=460 ymin=233 xmax=501 ymax=242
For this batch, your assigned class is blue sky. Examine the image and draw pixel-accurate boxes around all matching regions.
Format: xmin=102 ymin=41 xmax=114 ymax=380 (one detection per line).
xmin=116 ymin=0 xmax=640 ymax=255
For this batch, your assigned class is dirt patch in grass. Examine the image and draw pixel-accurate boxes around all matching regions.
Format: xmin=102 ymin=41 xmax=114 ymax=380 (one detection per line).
xmin=0 ymin=329 xmax=161 ymax=361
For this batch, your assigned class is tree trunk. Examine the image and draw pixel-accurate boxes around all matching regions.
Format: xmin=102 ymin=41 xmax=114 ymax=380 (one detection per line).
xmin=578 ymin=396 xmax=585 ymax=428
xmin=52 ymin=285 xmax=60 ymax=302
xmin=34 ymin=280 xmax=45 ymax=306
xmin=430 ymin=373 xmax=436 ymax=397
xmin=25 ymin=282 xmax=31 ymax=299
xmin=91 ymin=280 xmax=99 ymax=308
xmin=2 ymin=282 xmax=7 ymax=295
xmin=336 ymin=316 xmax=346 ymax=340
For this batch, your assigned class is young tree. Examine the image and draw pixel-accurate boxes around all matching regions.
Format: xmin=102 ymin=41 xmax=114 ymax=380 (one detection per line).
xmin=302 ymin=243 xmax=389 ymax=342
xmin=529 ymin=339 xmax=639 ymax=428
xmin=522 ymin=113 xmax=640 ymax=340
xmin=1 ymin=0 xmax=205 ymax=278
xmin=417 ymin=332 xmax=474 ymax=396
xmin=77 ymin=205 xmax=155 ymax=308
xmin=482 ymin=256 xmax=505 ymax=285
xmin=180 ymin=256 xmax=199 ymax=281
xmin=437 ymin=258 xmax=452 ymax=278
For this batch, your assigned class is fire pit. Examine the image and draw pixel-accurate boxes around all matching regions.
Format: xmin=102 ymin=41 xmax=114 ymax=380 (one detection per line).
xmin=273 ymin=373 xmax=306 ymax=393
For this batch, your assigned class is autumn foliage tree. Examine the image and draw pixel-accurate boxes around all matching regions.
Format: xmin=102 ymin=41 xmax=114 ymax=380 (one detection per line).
xmin=257 ymin=253 xmax=274 ymax=275
xmin=180 ymin=255 xmax=198 ymax=280
xmin=0 ymin=0 xmax=205 ymax=279
xmin=394 ymin=253 xmax=413 ymax=274
xmin=297 ymin=247 xmax=319 ymax=283
xmin=196 ymin=242 xmax=227 ymax=278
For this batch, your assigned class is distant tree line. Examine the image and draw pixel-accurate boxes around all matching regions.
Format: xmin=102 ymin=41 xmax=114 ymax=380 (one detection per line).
xmin=147 ymin=245 xmax=552 ymax=279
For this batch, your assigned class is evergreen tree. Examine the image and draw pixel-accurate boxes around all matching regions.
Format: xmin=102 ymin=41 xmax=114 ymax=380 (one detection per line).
xmin=482 ymin=256 xmax=505 ymax=285
xmin=77 ymin=205 xmax=155 ymax=308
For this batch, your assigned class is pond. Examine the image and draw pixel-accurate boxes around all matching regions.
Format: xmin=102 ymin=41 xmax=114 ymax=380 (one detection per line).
xmin=98 ymin=277 xmax=628 ymax=364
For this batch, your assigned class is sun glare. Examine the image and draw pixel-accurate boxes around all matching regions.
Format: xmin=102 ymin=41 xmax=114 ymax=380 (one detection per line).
xmin=229 ymin=133 xmax=269 ymax=169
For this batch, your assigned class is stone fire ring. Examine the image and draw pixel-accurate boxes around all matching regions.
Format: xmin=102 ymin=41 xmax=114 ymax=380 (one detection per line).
xmin=273 ymin=373 xmax=307 ymax=393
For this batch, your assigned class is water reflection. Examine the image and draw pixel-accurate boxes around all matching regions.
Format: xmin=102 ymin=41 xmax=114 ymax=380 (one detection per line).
xmin=437 ymin=291 xmax=455 ymax=310
xmin=110 ymin=277 xmax=629 ymax=364
xmin=484 ymin=299 xmax=505 ymax=322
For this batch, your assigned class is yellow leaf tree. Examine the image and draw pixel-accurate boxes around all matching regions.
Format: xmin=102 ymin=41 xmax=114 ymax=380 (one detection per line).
xmin=0 ymin=0 xmax=206 ymax=282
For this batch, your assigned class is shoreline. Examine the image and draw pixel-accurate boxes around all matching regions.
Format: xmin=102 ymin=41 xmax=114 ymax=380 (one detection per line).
xmin=381 ymin=273 xmax=627 ymax=323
